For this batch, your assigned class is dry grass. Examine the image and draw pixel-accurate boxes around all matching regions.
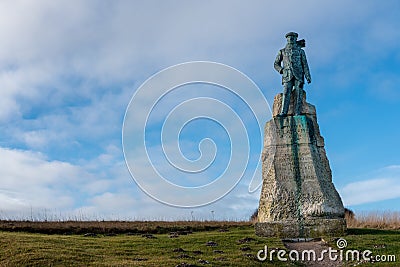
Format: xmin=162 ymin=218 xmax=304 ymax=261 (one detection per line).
xmin=0 ymin=220 xmax=252 ymax=235
xmin=2 ymin=208 xmax=399 ymax=235
xmin=346 ymin=210 xmax=400 ymax=230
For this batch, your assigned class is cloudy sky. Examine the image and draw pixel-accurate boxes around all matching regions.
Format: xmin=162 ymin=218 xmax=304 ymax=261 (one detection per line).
xmin=0 ymin=0 xmax=399 ymax=220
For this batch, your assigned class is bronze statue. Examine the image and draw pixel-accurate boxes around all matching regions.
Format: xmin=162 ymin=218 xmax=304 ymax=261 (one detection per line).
xmin=274 ymin=32 xmax=311 ymax=116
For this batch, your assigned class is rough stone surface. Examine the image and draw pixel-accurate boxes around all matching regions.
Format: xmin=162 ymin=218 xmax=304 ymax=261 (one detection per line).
xmin=256 ymin=93 xmax=345 ymax=238
xmin=272 ymin=90 xmax=316 ymax=117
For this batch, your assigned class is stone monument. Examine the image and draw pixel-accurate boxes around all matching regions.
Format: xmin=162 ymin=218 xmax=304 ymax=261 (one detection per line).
xmin=255 ymin=32 xmax=346 ymax=237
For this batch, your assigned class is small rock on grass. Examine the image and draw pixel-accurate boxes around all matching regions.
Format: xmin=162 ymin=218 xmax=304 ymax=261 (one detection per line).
xmin=243 ymin=253 xmax=257 ymax=260
xmin=176 ymin=254 xmax=192 ymax=259
xmin=133 ymin=258 xmax=148 ymax=261
xmin=141 ymin=234 xmax=156 ymax=239
xmin=205 ymin=241 xmax=218 ymax=247
xmin=240 ymin=246 xmax=251 ymax=251
xmin=169 ymin=232 xmax=179 ymax=238
xmin=237 ymin=237 xmax=255 ymax=244
xmin=175 ymin=263 xmax=195 ymax=267
xmin=198 ymin=259 xmax=210 ymax=264
xmin=83 ymin=233 xmax=97 ymax=237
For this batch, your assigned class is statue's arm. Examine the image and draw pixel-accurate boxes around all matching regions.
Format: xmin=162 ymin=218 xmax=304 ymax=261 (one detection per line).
xmin=274 ymin=50 xmax=283 ymax=74
xmin=301 ymin=50 xmax=311 ymax=83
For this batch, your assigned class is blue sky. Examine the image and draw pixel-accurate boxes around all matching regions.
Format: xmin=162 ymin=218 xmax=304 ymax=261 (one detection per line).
xmin=0 ymin=0 xmax=399 ymax=220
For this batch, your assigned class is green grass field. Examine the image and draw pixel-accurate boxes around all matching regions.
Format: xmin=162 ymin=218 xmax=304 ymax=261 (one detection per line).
xmin=0 ymin=224 xmax=399 ymax=266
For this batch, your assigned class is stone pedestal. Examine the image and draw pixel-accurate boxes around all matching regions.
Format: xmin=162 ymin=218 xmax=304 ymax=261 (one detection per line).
xmin=255 ymin=90 xmax=346 ymax=238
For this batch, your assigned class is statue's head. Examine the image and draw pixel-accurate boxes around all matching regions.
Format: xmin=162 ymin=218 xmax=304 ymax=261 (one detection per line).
xmin=285 ymin=32 xmax=298 ymax=45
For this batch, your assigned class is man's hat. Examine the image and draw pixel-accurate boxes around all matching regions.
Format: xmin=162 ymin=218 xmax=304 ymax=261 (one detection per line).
xmin=285 ymin=32 xmax=298 ymax=38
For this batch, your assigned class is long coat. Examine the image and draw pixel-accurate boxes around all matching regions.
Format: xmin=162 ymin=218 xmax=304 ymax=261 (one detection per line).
xmin=274 ymin=45 xmax=311 ymax=85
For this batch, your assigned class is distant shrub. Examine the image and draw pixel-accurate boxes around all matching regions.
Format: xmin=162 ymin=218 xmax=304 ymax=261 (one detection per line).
xmin=249 ymin=209 xmax=258 ymax=222
xmin=346 ymin=210 xmax=400 ymax=230
xmin=345 ymin=208 xmax=355 ymax=220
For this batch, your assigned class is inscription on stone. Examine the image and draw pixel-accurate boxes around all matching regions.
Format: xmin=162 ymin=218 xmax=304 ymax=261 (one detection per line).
xmin=255 ymin=93 xmax=346 ymax=238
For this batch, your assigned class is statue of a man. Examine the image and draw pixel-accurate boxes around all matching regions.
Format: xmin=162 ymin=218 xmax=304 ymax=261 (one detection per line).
xmin=274 ymin=32 xmax=311 ymax=116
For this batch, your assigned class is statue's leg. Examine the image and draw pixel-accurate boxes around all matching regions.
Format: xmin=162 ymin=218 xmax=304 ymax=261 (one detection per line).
xmin=280 ymin=81 xmax=293 ymax=115
xmin=294 ymin=80 xmax=303 ymax=115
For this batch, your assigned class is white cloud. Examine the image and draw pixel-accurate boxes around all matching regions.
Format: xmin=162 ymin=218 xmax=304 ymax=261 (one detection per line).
xmin=20 ymin=130 xmax=49 ymax=149
xmin=0 ymin=146 xmax=154 ymax=220
xmin=339 ymin=165 xmax=400 ymax=206
xmin=0 ymin=0 xmax=396 ymax=124
xmin=0 ymin=147 xmax=83 ymax=214
xmin=85 ymin=192 xmax=137 ymax=213
xmin=0 ymin=1 xmax=399 ymax=220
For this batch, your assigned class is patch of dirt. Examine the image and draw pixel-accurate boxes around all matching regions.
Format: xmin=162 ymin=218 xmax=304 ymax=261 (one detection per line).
xmin=283 ymin=239 xmax=342 ymax=267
